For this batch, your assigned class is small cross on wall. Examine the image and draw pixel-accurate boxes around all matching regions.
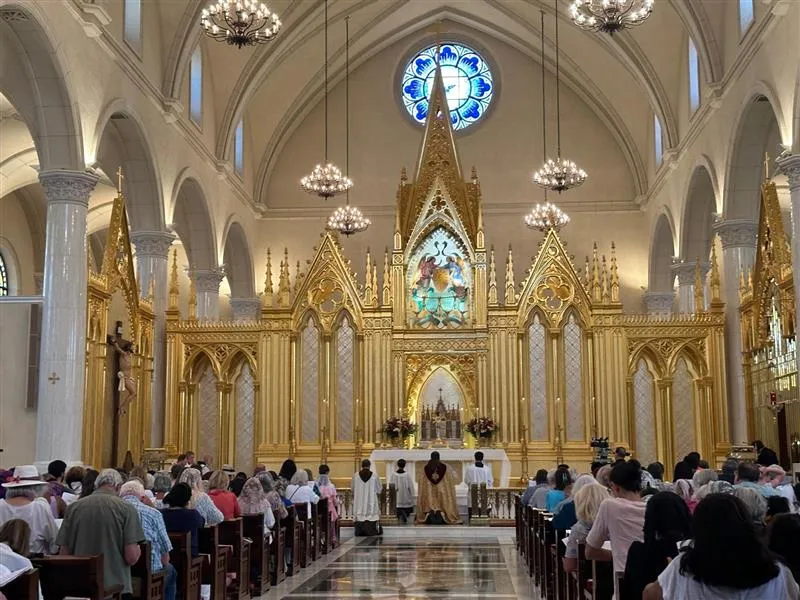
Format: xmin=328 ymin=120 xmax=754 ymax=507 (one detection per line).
xmin=48 ymin=372 xmax=60 ymax=385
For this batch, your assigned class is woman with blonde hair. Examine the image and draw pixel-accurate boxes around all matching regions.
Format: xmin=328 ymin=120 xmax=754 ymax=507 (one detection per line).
xmin=208 ymin=470 xmax=239 ymax=520
xmin=563 ymin=483 xmax=609 ymax=572
xmin=178 ymin=467 xmax=223 ymax=526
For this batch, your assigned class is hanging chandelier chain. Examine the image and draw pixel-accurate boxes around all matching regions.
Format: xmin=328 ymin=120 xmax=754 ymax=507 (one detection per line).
xmin=324 ymin=0 xmax=329 ymax=163
xmin=540 ymin=10 xmax=548 ymax=201
xmin=345 ymin=15 xmax=350 ymax=205
xmin=554 ymin=0 xmax=561 ymax=157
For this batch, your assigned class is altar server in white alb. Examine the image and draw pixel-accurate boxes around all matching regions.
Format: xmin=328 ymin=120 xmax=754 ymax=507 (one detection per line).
xmin=464 ymin=452 xmax=494 ymax=514
xmin=390 ymin=459 xmax=416 ymax=523
xmin=352 ymin=459 xmax=383 ymax=536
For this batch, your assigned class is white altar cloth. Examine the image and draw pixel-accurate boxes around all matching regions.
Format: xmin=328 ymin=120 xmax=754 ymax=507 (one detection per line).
xmin=368 ymin=448 xmax=511 ymax=492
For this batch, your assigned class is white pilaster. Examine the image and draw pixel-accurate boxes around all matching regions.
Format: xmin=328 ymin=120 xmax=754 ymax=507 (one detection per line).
xmin=230 ymin=297 xmax=262 ymax=322
xmin=643 ymin=291 xmax=675 ymax=317
xmin=36 ymin=170 xmax=99 ymax=466
xmin=192 ymin=268 xmax=225 ymax=320
xmin=131 ymin=231 xmax=175 ymax=447
xmin=713 ymin=219 xmax=757 ymax=444
xmin=777 ymin=153 xmax=800 ymax=393
xmin=671 ymin=262 xmax=698 ymax=313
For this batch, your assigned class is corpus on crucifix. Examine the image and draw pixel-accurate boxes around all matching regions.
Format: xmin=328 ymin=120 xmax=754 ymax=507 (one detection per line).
xmin=108 ymin=320 xmax=137 ymax=416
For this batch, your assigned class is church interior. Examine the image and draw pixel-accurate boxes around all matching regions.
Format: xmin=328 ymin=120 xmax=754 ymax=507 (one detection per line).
xmin=1 ymin=0 xmax=800 ymax=598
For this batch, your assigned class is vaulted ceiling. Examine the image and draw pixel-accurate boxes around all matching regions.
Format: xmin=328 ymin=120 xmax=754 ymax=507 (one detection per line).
xmin=156 ymin=0 xmax=724 ymax=204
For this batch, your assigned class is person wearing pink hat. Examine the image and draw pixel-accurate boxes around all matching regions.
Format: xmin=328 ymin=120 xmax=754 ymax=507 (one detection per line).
xmin=0 ymin=465 xmax=58 ymax=555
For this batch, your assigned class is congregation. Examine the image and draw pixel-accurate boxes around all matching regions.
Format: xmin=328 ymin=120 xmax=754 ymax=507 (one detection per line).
xmin=519 ymin=447 xmax=800 ymax=599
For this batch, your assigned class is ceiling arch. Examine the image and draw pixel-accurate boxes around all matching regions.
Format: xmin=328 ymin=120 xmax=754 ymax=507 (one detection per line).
xmin=681 ymin=166 xmax=716 ymax=260
xmin=222 ymin=220 xmax=255 ymax=298
xmin=171 ymin=174 xmax=217 ymax=270
xmin=649 ymin=210 xmax=676 ymax=292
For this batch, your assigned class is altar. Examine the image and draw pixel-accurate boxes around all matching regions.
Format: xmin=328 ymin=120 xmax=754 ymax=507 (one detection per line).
xmin=368 ymin=448 xmax=512 ymax=490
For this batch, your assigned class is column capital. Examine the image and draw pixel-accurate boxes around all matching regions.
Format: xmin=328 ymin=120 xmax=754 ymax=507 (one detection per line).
xmin=38 ymin=170 xmax=98 ymax=207
xmin=230 ymin=297 xmax=262 ymax=322
xmin=777 ymin=153 xmax=800 ymax=192
xmin=130 ymin=231 xmax=175 ymax=259
xmin=671 ymin=261 xmax=708 ymax=285
xmin=713 ymin=219 xmax=757 ymax=250
xmin=191 ymin=267 xmax=225 ymax=293
xmin=643 ymin=291 xmax=675 ymax=315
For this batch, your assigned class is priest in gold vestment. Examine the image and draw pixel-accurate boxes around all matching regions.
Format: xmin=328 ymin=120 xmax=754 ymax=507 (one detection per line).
xmin=415 ymin=452 xmax=462 ymax=525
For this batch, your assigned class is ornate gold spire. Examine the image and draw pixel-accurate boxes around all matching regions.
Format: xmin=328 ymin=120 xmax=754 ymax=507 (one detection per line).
xmin=488 ymin=246 xmax=498 ymax=306
xmin=609 ymin=242 xmax=620 ymax=303
xmin=591 ymin=244 xmax=601 ymax=303
xmin=188 ymin=271 xmax=197 ymax=321
xmin=277 ymin=248 xmax=291 ymax=307
xmin=263 ymin=248 xmax=273 ymax=307
xmin=694 ymin=258 xmax=705 ymax=313
xmin=382 ymin=248 xmax=392 ymax=306
xmin=710 ymin=243 xmax=722 ymax=306
xmin=371 ymin=258 xmax=379 ymax=308
xmin=600 ymin=255 xmax=609 ymax=303
xmin=168 ymin=249 xmax=180 ymax=311
xmin=583 ymin=255 xmax=590 ymax=291
xmin=294 ymin=260 xmax=301 ymax=294
xmin=363 ymin=248 xmax=374 ymax=305
xmin=505 ymin=245 xmax=516 ymax=304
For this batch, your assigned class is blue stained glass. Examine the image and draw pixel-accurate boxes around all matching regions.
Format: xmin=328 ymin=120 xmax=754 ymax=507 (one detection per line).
xmin=401 ymin=43 xmax=494 ymax=131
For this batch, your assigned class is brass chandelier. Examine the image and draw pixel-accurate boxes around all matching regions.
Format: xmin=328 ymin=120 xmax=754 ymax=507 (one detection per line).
xmin=301 ymin=0 xmax=352 ymax=199
xmin=570 ymin=0 xmax=654 ymax=35
xmin=526 ymin=10 xmax=570 ymax=232
xmin=327 ymin=17 xmax=369 ymax=236
xmin=200 ymin=0 xmax=281 ymax=48
xmin=533 ymin=0 xmax=587 ymax=193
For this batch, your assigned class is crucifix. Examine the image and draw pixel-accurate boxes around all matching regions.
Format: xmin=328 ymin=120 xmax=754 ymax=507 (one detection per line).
xmin=432 ymin=387 xmax=447 ymax=446
xmin=48 ymin=372 xmax=60 ymax=385
xmin=116 ymin=166 xmax=125 ymax=195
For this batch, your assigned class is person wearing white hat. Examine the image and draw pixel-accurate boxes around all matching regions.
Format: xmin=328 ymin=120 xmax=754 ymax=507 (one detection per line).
xmin=0 ymin=465 xmax=58 ymax=555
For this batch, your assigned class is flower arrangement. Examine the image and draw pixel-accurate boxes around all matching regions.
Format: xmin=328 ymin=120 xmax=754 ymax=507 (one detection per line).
xmin=381 ymin=416 xmax=417 ymax=439
xmin=466 ymin=416 xmax=496 ymax=439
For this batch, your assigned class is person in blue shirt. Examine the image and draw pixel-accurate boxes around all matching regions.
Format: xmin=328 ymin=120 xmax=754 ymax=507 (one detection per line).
xmin=159 ymin=483 xmax=204 ymax=557
xmin=545 ymin=466 xmax=571 ymax=512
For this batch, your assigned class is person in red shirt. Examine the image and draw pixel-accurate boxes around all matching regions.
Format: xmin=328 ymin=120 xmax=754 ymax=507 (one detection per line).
xmin=207 ymin=471 xmax=240 ymax=520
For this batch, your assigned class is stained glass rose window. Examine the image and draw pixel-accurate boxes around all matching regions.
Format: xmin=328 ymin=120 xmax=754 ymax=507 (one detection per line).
xmin=401 ymin=42 xmax=494 ymax=131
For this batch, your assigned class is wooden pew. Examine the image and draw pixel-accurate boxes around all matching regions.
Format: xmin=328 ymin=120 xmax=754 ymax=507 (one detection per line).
xmin=0 ymin=568 xmax=39 ymax=600
xmin=548 ymin=525 xmax=568 ymax=600
xmin=317 ymin=496 xmax=332 ymax=555
xmin=269 ymin=511 xmax=286 ymax=586
xmin=131 ymin=541 xmax=166 ymax=600
xmin=167 ymin=531 xmax=203 ymax=600
xmin=569 ymin=543 xmax=592 ymax=600
xmin=242 ymin=514 xmax=271 ymax=596
xmin=198 ymin=524 xmax=227 ymax=600
xmin=310 ymin=497 xmax=328 ymax=560
xmin=284 ymin=505 xmax=301 ymax=576
xmin=294 ymin=503 xmax=313 ymax=569
xmin=33 ymin=554 xmax=123 ymax=600
xmin=219 ymin=518 xmax=251 ymax=599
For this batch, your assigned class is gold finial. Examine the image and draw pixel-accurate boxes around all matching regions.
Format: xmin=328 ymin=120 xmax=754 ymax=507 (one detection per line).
xmin=584 ymin=256 xmax=590 ymax=290
xmin=694 ymin=258 xmax=705 ymax=313
xmin=371 ymin=259 xmax=379 ymax=308
xmin=488 ymin=246 xmax=498 ymax=306
xmin=147 ymin=278 xmax=155 ymax=304
xmin=710 ymin=242 xmax=722 ymax=305
xmin=294 ymin=260 xmax=301 ymax=294
xmin=188 ymin=270 xmax=197 ymax=321
xmin=364 ymin=248 xmax=373 ymax=305
xmin=277 ymin=249 xmax=291 ymax=307
xmin=116 ymin=167 xmax=125 ymax=195
xmin=764 ymin=152 xmax=770 ymax=182
xmin=382 ymin=248 xmax=392 ymax=307
xmin=600 ymin=255 xmax=609 ymax=303
xmin=263 ymin=248 xmax=274 ymax=306
xmin=609 ymin=242 xmax=620 ymax=303
xmin=400 ymin=166 xmax=407 ymax=184
xmin=471 ymin=166 xmax=478 ymax=184
xmin=505 ymin=245 xmax=516 ymax=305
xmin=168 ymin=249 xmax=179 ymax=311
xmin=591 ymin=243 xmax=601 ymax=303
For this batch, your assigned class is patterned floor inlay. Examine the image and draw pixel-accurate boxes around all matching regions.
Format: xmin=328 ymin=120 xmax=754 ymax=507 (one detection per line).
xmin=261 ymin=526 xmax=538 ymax=599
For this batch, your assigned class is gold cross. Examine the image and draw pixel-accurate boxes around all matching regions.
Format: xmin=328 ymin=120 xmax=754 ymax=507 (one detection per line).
xmin=48 ymin=372 xmax=60 ymax=385
xmin=116 ymin=166 xmax=125 ymax=194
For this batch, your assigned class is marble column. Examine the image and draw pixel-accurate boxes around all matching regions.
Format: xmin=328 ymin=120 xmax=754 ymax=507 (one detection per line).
xmin=671 ymin=262 xmax=697 ymax=314
xmin=35 ymin=170 xmax=99 ymax=468
xmin=192 ymin=268 xmax=225 ymax=320
xmin=777 ymin=153 xmax=800 ymax=388
xmin=713 ymin=220 xmax=757 ymax=444
xmin=131 ymin=231 xmax=175 ymax=447
xmin=230 ymin=297 xmax=262 ymax=322
xmin=643 ymin=291 xmax=675 ymax=317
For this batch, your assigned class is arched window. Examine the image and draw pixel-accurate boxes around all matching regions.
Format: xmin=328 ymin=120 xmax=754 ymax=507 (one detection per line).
xmin=739 ymin=0 xmax=754 ymax=34
xmin=0 ymin=251 xmax=8 ymax=296
xmin=233 ymin=118 xmax=244 ymax=177
xmin=190 ymin=46 xmax=203 ymax=125
xmin=400 ymin=42 xmax=494 ymax=131
xmin=124 ymin=0 xmax=142 ymax=53
xmin=688 ymin=38 xmax=700 ymax=114
xmin=654 ymin=114 xmax=663 ymax=167
xmin=528 ymin=314 xmax=547 ymax=441
xmin=335 ymin=317 xmax=355 ymax=442
xmin=563 ymin=313 xmax=584 ymax=441
xmin=300 ymin=318 xmax=320 ymax=443
xmin=633 ymin=359 xmax=656 ymax=464
xmin=671 ymin=357 xmax=696 ymax=460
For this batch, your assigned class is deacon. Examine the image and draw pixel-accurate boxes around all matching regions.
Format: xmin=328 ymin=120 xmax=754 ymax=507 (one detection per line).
xmin=415 ymin=452 xmax=462 ymax=525
xmin=464 ymin=451 xmax=494 ymax=518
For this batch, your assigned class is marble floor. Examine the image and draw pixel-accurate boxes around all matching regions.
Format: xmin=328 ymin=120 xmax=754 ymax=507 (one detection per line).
xmin=262 ymin=526 xmax=539 ymax=599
